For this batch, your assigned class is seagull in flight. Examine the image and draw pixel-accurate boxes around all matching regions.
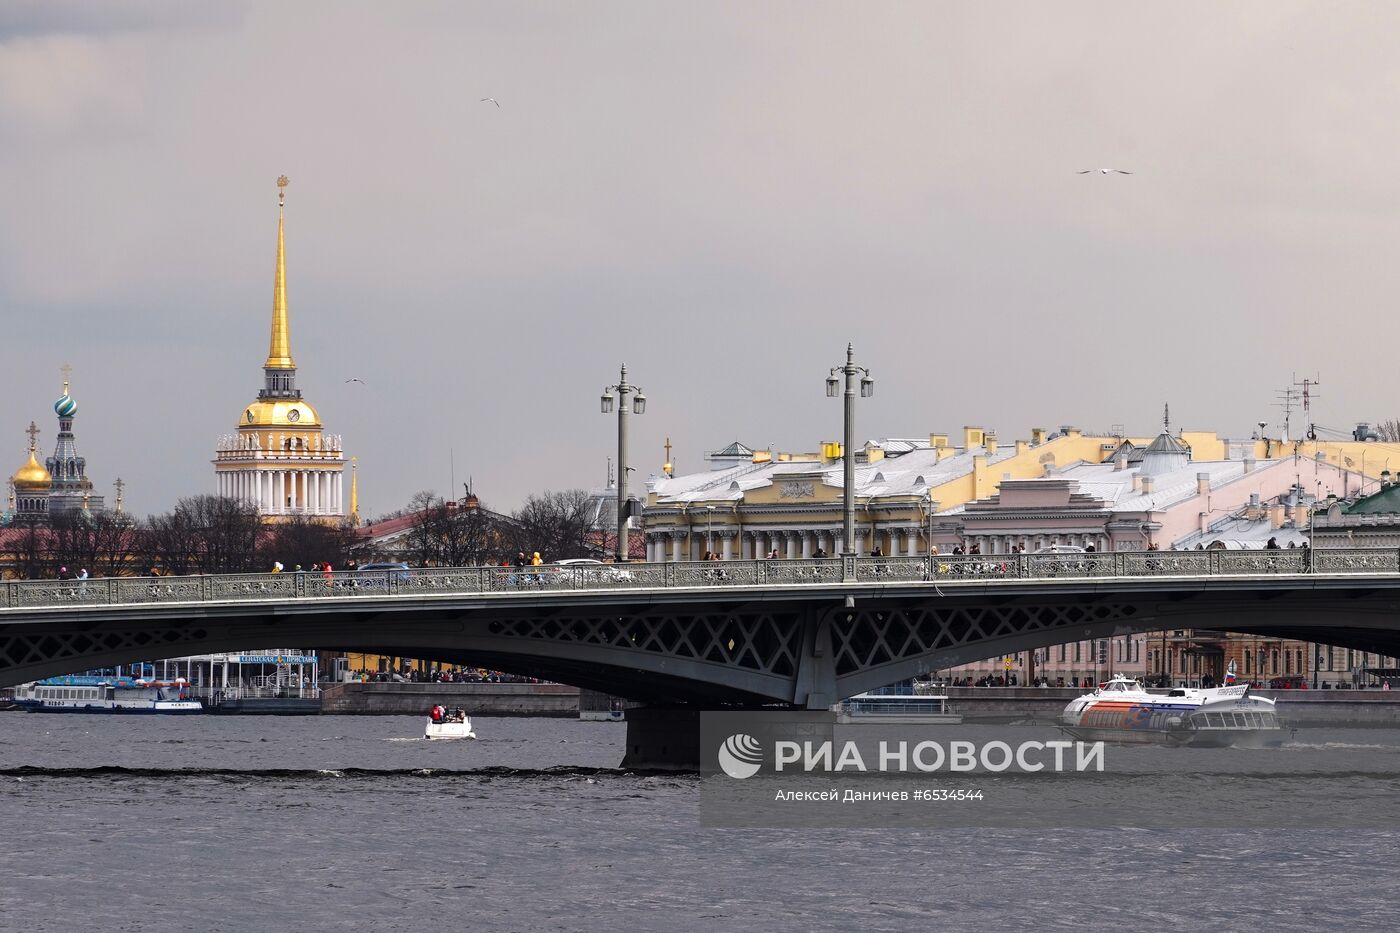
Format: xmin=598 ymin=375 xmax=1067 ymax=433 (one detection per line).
xmin=480 ymin=97 xmax=500 ymax=108
xmin=1078 ymin=168 xmax=1132 ymax=174
xmin=345 ymin=378 xmax=366 ymax=385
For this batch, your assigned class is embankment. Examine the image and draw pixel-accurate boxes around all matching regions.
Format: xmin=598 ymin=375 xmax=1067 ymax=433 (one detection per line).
xmin=321 ymin=682 xmax=580 ymax=717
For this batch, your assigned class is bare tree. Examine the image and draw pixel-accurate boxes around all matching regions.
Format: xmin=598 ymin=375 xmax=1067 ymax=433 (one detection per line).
xmin=141 ymin=506 xmax=201 ymax=576
xmin=91 ymin=513 xmax=141 ymax=577
xmin=4 ymin=518 xmax=52 ymax=579
xmin=260 ymin=513 xmax=356 ymax=570
xmin=181 ymin=495 xmax=263 ymax=573
xmin=395 ymin=491 xmax=502 ymax=567
xmin=507 ymin=489 xmax=594 ymax=561
xmin=1375 ymin=420 xmax=1400 ymax=443
xmin=439 ymin=499 xmax=499 ymax=566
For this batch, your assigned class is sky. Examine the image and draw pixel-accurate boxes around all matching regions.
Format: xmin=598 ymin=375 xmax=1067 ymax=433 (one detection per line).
xmin=3 ymin=0 xmax=1399 ymax=519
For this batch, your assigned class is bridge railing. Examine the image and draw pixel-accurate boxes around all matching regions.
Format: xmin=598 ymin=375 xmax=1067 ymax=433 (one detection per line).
xmin=3 ymin=548 xmax=1399 ymax=610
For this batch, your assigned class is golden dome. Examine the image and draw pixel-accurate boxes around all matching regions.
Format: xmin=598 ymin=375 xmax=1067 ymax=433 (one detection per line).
xmin=12 ymin=448 xmax=52 ymax=490
xmin=238 ymin=399 xmax=322 ymax=429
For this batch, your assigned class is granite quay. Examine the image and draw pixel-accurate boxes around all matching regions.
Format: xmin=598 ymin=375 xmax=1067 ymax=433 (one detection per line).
xmin=319 ymin=681 xmax=580 ymax=716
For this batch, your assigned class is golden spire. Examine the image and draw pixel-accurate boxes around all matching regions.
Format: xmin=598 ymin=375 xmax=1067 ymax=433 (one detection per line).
xmin=114 ymin=477 xmax=125 ymax=515
xmin=349 ymin=457 xmax=361 ymax=527
xmin=265 ymin=175 xmax=296 ymax=369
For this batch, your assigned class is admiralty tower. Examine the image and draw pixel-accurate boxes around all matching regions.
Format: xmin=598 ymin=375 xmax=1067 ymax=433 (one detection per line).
xmin=213 ymin=176 xmax=347 ymax=521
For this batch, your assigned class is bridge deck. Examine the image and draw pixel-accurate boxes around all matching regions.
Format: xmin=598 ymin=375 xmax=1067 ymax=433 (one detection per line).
xmin=1 ymin=549 xmax=1394 ymax=613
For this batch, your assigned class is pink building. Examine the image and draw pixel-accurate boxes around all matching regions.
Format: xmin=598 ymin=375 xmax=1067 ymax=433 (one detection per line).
xmin=938 ymin=429 xmax=1362 ymax=687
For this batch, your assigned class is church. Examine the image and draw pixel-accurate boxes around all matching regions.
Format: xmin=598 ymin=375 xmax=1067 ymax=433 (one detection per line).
xmin=5 ymin=372 xmax=110 ymax=524
xmin=213 ymin=177 xmax=351 ymax=522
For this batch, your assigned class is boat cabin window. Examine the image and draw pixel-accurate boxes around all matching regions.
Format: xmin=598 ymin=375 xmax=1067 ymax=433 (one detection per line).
xmin=1168 ymin=689 xmax=1186 ymax=697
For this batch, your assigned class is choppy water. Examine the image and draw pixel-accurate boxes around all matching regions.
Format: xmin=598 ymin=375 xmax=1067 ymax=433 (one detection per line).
xmin=3 ymin=714 xmax=1399 ymax=932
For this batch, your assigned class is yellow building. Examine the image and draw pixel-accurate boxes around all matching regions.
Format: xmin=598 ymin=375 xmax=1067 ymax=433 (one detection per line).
xmin=213 ymin=177 xmax=347 ymax=520
xmin=643 ymin=426 xmax=1400 ymax=560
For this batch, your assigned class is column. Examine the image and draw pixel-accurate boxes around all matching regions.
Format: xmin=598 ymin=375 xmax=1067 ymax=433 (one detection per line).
xmin=720 ymin=532 xmax=734 ymax=561
xmin=785 ymin=533 xmax=798 ymax=560
xmin=800 ymin=533 xmax=812 ymax=559
xmin=671 ymin=531 xmax=685 ymax=562
xmin=855 ymin=531 xmax=866 ymax=555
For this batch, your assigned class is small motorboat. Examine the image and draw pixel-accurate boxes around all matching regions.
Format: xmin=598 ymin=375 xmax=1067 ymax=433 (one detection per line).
xmin=1060 ymin=662 xmax=1282 ymax=747
xmin=424 ymin=706 xmax=476 ymax=740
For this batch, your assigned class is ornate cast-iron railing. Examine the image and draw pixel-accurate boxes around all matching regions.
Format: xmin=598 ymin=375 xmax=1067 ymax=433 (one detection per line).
xmin=0 ymin=548 xmax=1392 ymax=611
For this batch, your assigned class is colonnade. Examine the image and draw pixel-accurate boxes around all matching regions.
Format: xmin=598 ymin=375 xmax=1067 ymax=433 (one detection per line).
xmin=958 ymin=533 xmax=1110 ymax=555
xmin=216 ymin=468 xmax=344 ymax=516
xmin=644 ymin=526 xmax=929 ymax=563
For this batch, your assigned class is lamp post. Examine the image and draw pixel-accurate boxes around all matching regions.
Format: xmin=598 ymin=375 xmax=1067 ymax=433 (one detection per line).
xmin=826 ymin=343 xmax=873 ymax=557
xmin=706 ymin=505 xmax=715 ymax=555
xmin=600 ymin=365 xmax=646 ymax=563
xmin=922 ymin=491 xmax=936 ymax=552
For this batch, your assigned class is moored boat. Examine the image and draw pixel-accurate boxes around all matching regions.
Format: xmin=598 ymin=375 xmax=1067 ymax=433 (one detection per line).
xmin=1060 ymin=664 xmax=1282 ymax=747
xmin=14 ymin=676 xmax=202 ymax=714
xmin=835 ymin=680 xmax=962 ymax=725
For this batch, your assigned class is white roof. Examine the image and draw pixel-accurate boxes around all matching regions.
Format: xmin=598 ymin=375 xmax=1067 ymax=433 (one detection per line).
xmin=649 ymin=443 xmax=1017 ymax=505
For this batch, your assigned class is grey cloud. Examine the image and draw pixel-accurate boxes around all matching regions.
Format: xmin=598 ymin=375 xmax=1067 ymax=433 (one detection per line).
xmin=0 ymin=0 xmax=243 ymax=41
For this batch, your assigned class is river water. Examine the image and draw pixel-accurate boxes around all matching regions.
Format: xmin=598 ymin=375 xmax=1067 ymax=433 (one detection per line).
xmin=3 ymin=714 xmax=1399 ymax=931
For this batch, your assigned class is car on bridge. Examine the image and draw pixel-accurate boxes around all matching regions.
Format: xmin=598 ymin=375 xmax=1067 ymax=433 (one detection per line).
xmin=356 ymin=562 xmax=412 ymax=588
xmin=547 ymin=558 xmax=634 ymax=585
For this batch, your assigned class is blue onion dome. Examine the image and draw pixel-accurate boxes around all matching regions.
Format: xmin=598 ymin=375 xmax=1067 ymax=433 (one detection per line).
xmin=54 ymin=392 xmax=78 ymax=418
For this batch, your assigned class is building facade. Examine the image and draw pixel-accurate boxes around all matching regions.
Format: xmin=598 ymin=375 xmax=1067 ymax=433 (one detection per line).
xmin=213 ymin=177 xmax=347 ymax=521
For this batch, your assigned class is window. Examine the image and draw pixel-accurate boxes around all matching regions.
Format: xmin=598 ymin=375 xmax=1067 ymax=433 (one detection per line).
xmin=1074 ymin=642 xmax=1081 ymax=663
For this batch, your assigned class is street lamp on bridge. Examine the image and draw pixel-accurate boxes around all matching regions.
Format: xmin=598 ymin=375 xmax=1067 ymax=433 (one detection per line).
xmin=601 ymin=365 xmax=646 ymax=563
xmin=827 ymin=343 xmax=873 ymax=557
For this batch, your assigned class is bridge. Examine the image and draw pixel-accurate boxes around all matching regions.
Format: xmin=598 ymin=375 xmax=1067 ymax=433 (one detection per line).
xmin=4 ymin=549 xmax=1400 ymax=706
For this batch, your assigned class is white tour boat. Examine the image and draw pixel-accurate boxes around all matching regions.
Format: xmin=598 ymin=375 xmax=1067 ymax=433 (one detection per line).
xmin=834 ymin=680 xmax=962 ymax=725
xmin=1060 ymin=664 xmax=1282 ymax=747
xmin=15 ymin=677 xmax=202 ymax=714
xmin=424 ymin=707 xmax=477 ymax=740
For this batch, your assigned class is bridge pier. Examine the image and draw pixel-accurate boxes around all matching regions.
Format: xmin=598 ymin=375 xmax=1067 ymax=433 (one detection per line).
xmin=620 ymin=706 xmax=838 ymax=771
xmin=621 ymin=707 xmax=702 ymax=770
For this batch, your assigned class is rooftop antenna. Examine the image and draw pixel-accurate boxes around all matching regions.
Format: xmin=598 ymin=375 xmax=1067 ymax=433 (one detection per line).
xmin=1294 ymin=373 xmax=1321 ymax=441
xmin=664 ymin=436 xmax=673 ymax=477
xmin=1273 ymin=384 xmax=1300 ymax=444
xmin=1163 ymin=403 xmax=1171 ymax=433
